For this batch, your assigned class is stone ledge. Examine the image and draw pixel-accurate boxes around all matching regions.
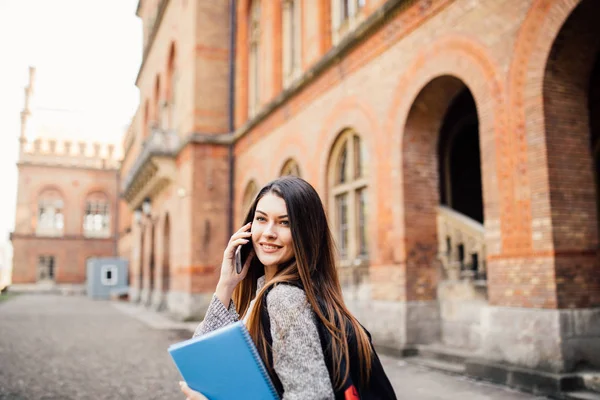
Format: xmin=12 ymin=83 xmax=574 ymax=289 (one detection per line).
xmin=466 ymin=358 xmax=587 ymax=398
xmin=374 ymin=344 xmax=417 ymax=358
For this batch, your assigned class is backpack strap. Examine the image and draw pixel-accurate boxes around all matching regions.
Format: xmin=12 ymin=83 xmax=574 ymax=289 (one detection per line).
xmin=260 ymin=281 xmax=397 ymax=400
xmin=259 ymin=285 xmax=285 ymax=397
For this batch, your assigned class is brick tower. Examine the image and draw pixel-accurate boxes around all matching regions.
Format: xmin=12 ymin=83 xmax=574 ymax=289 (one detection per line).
xmin=11 ymin=67 xmax=120 ymax=293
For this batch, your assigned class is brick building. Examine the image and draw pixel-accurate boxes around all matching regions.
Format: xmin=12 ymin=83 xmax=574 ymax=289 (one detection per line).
xmin=11 ymin=67 xmax=120 ymax=293
xmin=121 ymin=0 xmax=600 ymax=391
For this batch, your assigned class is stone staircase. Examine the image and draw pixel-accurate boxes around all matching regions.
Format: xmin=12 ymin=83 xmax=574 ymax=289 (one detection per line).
xmin=407 ymin=343 xmax=468 ymax=375
xmin=562 ymin=373 xmax=600 ymax=400
xmin=405 ymin=343 xmax=600 ymax=400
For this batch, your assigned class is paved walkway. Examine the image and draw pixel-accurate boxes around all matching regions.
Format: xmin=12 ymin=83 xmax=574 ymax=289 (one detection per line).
xmin=0 ymin=294 xmax=548 ymax=399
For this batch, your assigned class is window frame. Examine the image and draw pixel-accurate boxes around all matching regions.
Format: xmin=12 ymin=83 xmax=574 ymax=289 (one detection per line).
xmin=328 ymin=129 xmax=369 ymax=268
xmin=36 ymin=192 xmax=65 ymax=237
xmin=241 ymin=180 xmax=259 ymax=222
xmin=331 ymin=0 xmax=367 ymax=45
xmin=83 ymin=194 xmax=111 ymax=238
xmin=37 ymin=255 xmax=56 ymax=281
xmin=282 ymin=0 xmax=302 ymax=87
xmin=248 ymin=0 xmax=262 ymax=117
xmin=280 ymin=159 xmax=301 ymax=177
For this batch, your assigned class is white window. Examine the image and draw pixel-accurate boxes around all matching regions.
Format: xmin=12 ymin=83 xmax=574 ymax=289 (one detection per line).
xmin=248 ymin=0 xmax=261 ymax=117
xmin=83 ymin=194 xmax=110 ymax=238
xmin=331 ymin=0 xmax=366 ymax=45
xmin=101 ymin=265 xmax=118 ymax=286
xmin=328 ymin=130 xmax=369 ymax=265
xmin=282 ymin=0 xmax=302 ymax=87
xmin=36 ymin=191 xmax=64 ymax=237
xmin=167 ymin=45 xmax=177 ymax=131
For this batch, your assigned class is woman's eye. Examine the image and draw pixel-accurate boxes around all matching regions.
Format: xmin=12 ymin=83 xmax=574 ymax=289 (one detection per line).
xmin=255 ymin=216 xmax=266 ymax=222
xmin=280 ymin=220 xmax=290 ymax=226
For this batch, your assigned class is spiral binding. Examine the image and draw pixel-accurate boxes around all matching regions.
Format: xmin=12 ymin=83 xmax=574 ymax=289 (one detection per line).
xmin=239 ymin=323 xmax=280 ymax=399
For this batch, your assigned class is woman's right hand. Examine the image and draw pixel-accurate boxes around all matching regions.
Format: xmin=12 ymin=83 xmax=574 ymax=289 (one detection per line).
xmin=215 ymin=223 xmax=254 ymax=303
xmin=179 ymin=381 xmax=207 ymax=400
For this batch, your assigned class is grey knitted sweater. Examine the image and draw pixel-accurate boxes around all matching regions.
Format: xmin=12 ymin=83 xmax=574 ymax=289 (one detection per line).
xmin=193 ymin=277 xmax=335 ymax=399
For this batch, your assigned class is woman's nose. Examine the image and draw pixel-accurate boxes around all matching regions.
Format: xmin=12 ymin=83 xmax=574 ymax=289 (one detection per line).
xmin=264 ymin=223 xmax=277 ymax=238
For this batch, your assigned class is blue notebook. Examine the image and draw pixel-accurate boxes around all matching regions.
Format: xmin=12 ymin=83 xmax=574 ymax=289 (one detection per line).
xmin=168 ymin=321 xmax=279 ymax=400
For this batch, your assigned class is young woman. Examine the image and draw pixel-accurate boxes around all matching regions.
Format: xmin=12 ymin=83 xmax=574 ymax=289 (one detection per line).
xmin=180 ymin=176 xmax=396 ymax=400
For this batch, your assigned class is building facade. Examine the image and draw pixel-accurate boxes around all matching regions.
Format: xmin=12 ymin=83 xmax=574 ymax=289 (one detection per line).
xmin=11 ymin=67 xmax=120 ymax=292
xmin=122 ymin=0 xmax=600 ymax=385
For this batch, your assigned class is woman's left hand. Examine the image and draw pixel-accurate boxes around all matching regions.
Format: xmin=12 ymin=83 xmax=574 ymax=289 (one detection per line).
xmin=179 ymin=381 xmax=208 ymax=400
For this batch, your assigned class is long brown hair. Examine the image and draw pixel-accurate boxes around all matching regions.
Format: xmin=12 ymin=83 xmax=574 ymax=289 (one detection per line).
xmin=232 ymin=176 xmax=373 ymax=388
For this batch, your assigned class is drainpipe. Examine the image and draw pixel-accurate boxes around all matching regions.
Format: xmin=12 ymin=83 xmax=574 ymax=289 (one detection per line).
xmin=227 ymin=0 xmax=237 ymax=237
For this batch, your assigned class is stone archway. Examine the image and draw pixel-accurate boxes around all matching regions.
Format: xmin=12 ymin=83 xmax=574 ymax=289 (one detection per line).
xmin=148 ymin=222 xmax=156 ymax=306
xmin=136 ymin=224 xmax=144 ymax=303
xmin=150 ymin=213 xmax=171 ymax=311
xmin=161 ymin=213 xmax=171 ymax=310
xmin=163 ymin=214 xmax=171 ymax=292
xmin=402 ymin=75 xmax=486 ymax=349
xmin=438 ymin=90 xmax=483 ymax=225
xmin=541 ymin=0 xmax=600 ymax=311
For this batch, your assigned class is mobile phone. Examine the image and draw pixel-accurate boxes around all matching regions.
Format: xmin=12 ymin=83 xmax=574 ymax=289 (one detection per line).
xmin=235 ymin=245 xmax=243 ymax=274
xmin=234 ymin=242 xmax=253 ymax=274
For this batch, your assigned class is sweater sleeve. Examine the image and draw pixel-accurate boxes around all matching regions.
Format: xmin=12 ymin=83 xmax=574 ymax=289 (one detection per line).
xmin=266 ymin=285 xmax=335 ymax=400
xmin=193 ymin=294 xmax=239 ymax=337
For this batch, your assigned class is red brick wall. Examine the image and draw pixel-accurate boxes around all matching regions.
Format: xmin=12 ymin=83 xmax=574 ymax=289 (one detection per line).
xmin=232 ymin=0 xmax=599 ymax=310
xmin=124 ymin=0 xmax=600 ymax=311
xmin=12 ymin=237 xmax=114 ymax=284
xmin=193 ymin=1 xmax=231 ymax=134
xmin=189 ymin=143 xmax=230 ymax=294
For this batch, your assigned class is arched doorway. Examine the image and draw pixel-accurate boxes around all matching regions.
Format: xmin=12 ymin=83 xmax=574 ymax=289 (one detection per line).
xmin=148 ymin=222 xmax=156 ymax=306
xmin=162 ymin=214 xmax=171 ymax=302
xmin=439 ymin=90 xmax=483 ymax=224
xmin=403 ymin=75 xmax=486 ymax=349
xmin=542 ymin=0 xmax=600 ymax=312
xmin=437 ymin=89 xmax=485 ymax=281
xmin=137 ymin=224 xmax=144 ymax=302
xmin=591 ymin=55 xmax=600 ymax=240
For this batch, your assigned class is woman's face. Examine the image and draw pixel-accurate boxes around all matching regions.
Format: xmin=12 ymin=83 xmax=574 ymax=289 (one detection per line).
xmin=251 ymin=193 xmax=295 ymax=268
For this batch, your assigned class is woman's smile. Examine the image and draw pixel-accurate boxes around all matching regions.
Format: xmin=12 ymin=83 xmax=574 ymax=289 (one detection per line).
xmin=259 ymin=243 xmax=282 ymax=253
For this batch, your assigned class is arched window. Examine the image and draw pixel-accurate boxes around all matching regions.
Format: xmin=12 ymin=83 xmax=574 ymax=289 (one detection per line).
xmin=328 ymin=129 xmax=368 ymax=263
xmin=166 ymin=43 xmax=177 ymax=131
xmin=143 ymin=100 xmax=150 ymax=138
xmin=36 ymin=189 xmax=64 ymax=237
xmin=282 ymin=0 xmax=302 ymax=86
xmin=83 ymin=192 xmax=110 ymax=238
xmin=280 ymin=159 xmax=301 ymax=177
xmin=248 ymin=0 xmax=261 ymax=117
xmin=154 ymin=75 xmax=161 ymax=128
xmin=241 ymin=180 xmax=259 ymax=220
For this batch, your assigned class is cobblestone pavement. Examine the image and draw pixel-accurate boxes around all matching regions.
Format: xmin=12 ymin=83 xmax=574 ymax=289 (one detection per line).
xmin=0 ymin=294 xmax=548 ymax=400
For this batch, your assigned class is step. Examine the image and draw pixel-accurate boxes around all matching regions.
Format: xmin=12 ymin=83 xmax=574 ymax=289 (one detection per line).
xmin=562 ymin=390 xmax=600 ymax=400
xmin=415 ymin=343 xmax=472 ymax=365
xmin=407 ymin=356 xmax=466 ymax=375
xmin=582 ymin=373 xmax=600 ymax=393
